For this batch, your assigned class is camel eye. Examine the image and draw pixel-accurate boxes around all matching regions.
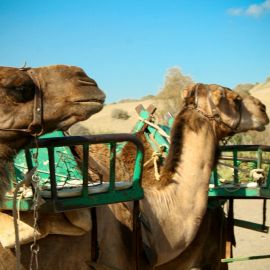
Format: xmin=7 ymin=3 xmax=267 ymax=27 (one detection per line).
xmin=234 ymin=96 xmax=242 ymax=104
xmin=8 ymin=84 xmax=35 ymax=102
xmin=15 ymin=86 xmax=25 ymax=92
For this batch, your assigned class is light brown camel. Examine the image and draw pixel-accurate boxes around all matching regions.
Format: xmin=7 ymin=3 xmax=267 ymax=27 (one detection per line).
xmin=0 ymin=65 xmax=105 ymax=270
xmin=85 ymin=83 xmax=269 ymax=270
xmin=0 ymin=83 xmax=268 ymax=270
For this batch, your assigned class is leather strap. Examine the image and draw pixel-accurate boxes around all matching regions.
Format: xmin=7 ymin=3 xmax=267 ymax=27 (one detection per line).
xmin=0 ymin=68 xmax=44 ymax=136
xmin=26 ymin=69 xmax=44 ymax=136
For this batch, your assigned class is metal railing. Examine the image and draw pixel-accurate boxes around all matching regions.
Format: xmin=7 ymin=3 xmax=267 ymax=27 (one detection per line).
xmin=1 ymin=133 xmax=144 ymax=212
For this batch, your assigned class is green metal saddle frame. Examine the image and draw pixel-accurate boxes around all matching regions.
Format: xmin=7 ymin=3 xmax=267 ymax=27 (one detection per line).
xmin=0 ymin=103 xmax=269 ymax=264
xmin=0 ymin=132 xmax=144 ymax=212
xmin=132 ymin=104 xmax=270 ymax=199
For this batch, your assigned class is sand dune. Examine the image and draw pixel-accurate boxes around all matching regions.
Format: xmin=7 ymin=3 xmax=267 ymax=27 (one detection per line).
xmin=250 ymin=79 xmax=270 ymax=113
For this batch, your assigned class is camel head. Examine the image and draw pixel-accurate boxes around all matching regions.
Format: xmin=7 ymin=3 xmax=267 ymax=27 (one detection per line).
xmin=0 ymin=65 xmax=105 ymax=159
xmin=182 ymin=83 xmax=269 ymax=139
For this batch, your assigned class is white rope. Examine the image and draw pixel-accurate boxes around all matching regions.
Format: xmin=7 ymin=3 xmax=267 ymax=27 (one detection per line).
xmin=12 ymin=167 xmax=36 ymax=270
xmin=138 ymin=116 xmax=170 ymax=181
xmin=138 ymin=116 xmax=171 ymax=143
xmin=144 ymin=152 xmax=161 ymax=181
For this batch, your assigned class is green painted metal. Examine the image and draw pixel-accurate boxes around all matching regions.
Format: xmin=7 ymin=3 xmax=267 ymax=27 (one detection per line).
xmin=0 ymin=132 xmax=144 ymax=212
xmin=233 ymin=150 xmax=239 ymax=183
xmin=12 ymin=131 xmax=83 ymax=188
xmin=109 ymin=143 xmax=116 ymax=191
xmin=234 ymin=218 xmax=269 ymax=233
xmin=211 ymin=145 xmax=270 ymax=198
xmin=208 ymin=187 xmax=262 ymax=198
xmin=221 ymin=254 xmax=270 ymax=263
xmin=132 ymin=104 xmax=270 ymax=199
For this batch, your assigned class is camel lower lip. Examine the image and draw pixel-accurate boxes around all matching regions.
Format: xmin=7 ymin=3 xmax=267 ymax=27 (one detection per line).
xmin=74 ymin=100 xmax=103 ymax=105
xmin=256 ymin=126 xmax=265 ymax=131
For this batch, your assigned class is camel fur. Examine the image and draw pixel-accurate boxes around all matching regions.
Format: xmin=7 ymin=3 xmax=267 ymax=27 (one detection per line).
xmin=0 ymin=65 xmax=105 ymax=270
xmin=0 ymin=82 xmax=269 ymax=270
xmin=85 ymin=83 xmax=269 ymax=270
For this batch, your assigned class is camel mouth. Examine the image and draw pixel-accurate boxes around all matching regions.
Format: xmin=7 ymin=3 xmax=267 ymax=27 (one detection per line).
xmin=255 ymin=125 xmax=266 ymax=132
xmin=73 ymin=99 xmax=105 ymax=112
xmin=74 ymin=98 xmax=105 ymax=105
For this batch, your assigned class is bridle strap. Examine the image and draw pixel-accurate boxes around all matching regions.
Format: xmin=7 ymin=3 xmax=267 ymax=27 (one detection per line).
xmin=207 ymin=88 xmax=242 ymax=133
xmin=26 ymin=69 xmax=44 ymax=136
xmin=0 ymin=68 xmax=44 ymax=136
xmin=186 ymin=85 xmax=242 ymax=134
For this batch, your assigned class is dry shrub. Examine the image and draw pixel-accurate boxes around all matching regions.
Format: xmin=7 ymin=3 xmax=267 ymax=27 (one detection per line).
xmin=111 ymin=109 xmax=130 ymax=120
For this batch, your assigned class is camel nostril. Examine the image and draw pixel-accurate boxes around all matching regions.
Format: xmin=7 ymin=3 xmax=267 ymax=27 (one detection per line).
xmin=260 ymin=104 xmax=266 ymax=113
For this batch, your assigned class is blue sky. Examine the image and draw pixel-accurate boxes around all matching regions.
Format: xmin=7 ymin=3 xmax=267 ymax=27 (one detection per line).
xmin=1 ymin=0 xmax=270 ymax=103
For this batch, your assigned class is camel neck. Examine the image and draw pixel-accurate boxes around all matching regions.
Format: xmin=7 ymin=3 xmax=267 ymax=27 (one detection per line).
xmin=141 ymin=112 xmax=218 ymax=265
xmin=174 ymin=112 xmax=217 ymax=182
xmin=172 ymin=119 xmax=216 ymax=217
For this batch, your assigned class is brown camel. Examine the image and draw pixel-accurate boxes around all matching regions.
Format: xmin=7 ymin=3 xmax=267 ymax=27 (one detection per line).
xmin=0 ymin=64 xmax=105 ymax=195
xmin=0 ymin=65 xmax=105 ymax=270
xmin=0 ymin=83 xmax=268 ymax=270
xmin=85 ymin=83 xmax=269 ymax=270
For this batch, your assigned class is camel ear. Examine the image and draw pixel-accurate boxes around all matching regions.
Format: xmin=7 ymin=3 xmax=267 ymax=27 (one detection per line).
xmin=182 ymin=83 xmax=203 ymax=106
xmin=210 ymin=85 xmax=234 ymax=105
xmin=182 ymin=83 xmax=196 ymax=100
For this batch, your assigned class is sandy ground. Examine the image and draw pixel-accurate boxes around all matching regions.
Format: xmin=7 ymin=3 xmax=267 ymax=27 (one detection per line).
xmin=250 ymin=80 xmax=270 ymax=111
xmin=70 ymin=99 xmax=165 ymax=135
xmin=231 ymin=85 xmax=270 ymax=269
xmin=229 ymin=200 xmax=270 ymax=270
xmin=74 ymin=96 xmax=270 ymax=270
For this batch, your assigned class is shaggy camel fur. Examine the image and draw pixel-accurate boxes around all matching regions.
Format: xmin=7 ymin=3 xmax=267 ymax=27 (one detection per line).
xmin=86 ymin=84 xmax=269 ymax=270
xmin=0 ymin=65 xmax=105 ymax=270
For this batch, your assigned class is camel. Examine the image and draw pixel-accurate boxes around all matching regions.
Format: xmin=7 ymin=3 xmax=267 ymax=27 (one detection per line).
xmin=0 ymin=82 xmax=268 ymax=270
xmin=0 ymin=65 xmax=105 ymax=159
xmin=84 ymin=83 xmax=269 ymax=270
xmin=0 ymin=65 xmax=105 ymax=269
xmin=0 ymin=64 xmax=105 ymax=195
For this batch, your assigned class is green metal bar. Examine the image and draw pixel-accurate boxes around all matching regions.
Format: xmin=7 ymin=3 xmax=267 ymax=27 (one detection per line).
xmin=234 ymin=218 xmax=269 ymax=233
xmin=82 ymin=144 xmax=89 ymax=197
xmin=263 ymin=199 xmax=267 ymax=231
xmin=219 ymin=145 xmax=270 ymax=152
xmin=24 ymin=149 xmax=33 ymax=170
xmin=148 ymin=125 xmax=169 ymax=148
xmin=267 ymin=167 xmax=270 ymax=189
xmin=221 ymin=254 xmax=270 ymax=263
xmin=220 ymin=155 xmax=270 ymax=164
xmin=213 ymin=168 xmax=218 ymax=187
xmin=132 ymin=110 xmax=150 ymax=133
xmin=1 ymin=198 xmax=33 ymax=211
xmin=144 ymin=133 xmax=160 ymax=153
xmin=48 ymin=147 xmax=57 ymax=202
xmin=208 ymin=187 xmax=261 ymax=198
xmin=46 ymin=187 xmax=144 ymax=212
xmin=133 ymin=145 xmax=144 ymax=186
xmin=233 ymin=149 xmax=239 ymax=183
xmin=109 ymin=143 xmax=116 ymax=191
xmin=257 ymin=149 xmax=263 ymax=168
xmin=260 ymin=188 xmax=270 ymax=198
